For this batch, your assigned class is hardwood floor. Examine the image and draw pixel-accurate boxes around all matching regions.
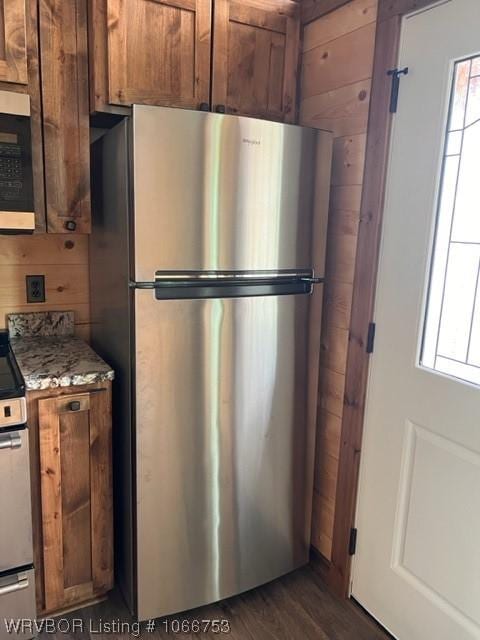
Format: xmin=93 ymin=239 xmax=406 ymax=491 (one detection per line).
xmin=37 ymin=563 xmax=390 ymax=639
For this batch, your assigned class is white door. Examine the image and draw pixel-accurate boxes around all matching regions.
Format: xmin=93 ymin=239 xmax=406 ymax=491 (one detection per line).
xmin=352 ymin=1 xmax=480 ymax=639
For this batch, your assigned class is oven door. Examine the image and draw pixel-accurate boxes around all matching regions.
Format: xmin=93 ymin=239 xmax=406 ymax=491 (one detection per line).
xmin=0 ymin=426 xmax=33 ymax=572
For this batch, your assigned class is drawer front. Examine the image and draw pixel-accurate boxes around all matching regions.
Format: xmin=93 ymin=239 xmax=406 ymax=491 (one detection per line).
xmin=0 ymin=428 xmax=33 ymax=572
xmin=0 ymin=568 xmax=36 ymax=640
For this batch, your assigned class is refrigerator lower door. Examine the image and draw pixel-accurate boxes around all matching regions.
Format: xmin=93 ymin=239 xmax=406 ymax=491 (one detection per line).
xmin=134 ymin=289 xmax=316 ymax=620
xmin=0 ymin=568 xmax=36 ymax=640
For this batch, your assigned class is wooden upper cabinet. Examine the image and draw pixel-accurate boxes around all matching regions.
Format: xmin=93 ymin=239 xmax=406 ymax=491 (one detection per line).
xmin=39 ymin=0 xmax=91 ymax=233
xmin=89 ymin=0 xmax=300 ymax=122
xmin=211 ymin=0 xmax=300 ymax=122
xmin=90 ymin=0 xmax=212 ymax=111
xmin=0 ymin=0 xmax=28 ymax=84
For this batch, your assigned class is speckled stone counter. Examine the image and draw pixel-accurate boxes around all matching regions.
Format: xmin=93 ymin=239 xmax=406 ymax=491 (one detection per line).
xmin=11 ymin=336 xmax=114 ymax=390
xmin=7 ymin=311 xmax=114 ymax=390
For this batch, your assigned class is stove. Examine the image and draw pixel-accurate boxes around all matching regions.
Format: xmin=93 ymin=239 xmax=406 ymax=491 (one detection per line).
xmin=0 ymin=330 xmax=35 ymax=639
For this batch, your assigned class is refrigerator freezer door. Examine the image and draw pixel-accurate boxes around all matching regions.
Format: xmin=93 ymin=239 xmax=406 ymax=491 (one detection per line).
xmin=134 ymin=289 xmax=317 ymax=620
xmin=132 ymin=106 xmax=329 ymax=280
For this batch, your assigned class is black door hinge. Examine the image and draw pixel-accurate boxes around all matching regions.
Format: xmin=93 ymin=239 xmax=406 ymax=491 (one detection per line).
xmin=387 ymin=67 xmax=409 ymax=113
xmin=349 ymin=528 xmax=358 ymax=556
xmin=366 ymin=322 xmax=376 ymax=354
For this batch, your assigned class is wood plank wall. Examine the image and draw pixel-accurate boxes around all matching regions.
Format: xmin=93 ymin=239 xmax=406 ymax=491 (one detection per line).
xmin=0 ymin=235 xmax=90 ymax=339
xmin=299 ymin=0 xmax=377 ymax=559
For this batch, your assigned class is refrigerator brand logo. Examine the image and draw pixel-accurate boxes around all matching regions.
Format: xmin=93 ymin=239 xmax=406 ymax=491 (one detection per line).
xmin=242 ymin=138 xmax=261 ymax=146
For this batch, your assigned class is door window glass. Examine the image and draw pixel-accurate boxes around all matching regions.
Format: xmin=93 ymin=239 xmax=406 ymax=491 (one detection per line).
xmin=422 ymin=55 xmax=480 ymax=385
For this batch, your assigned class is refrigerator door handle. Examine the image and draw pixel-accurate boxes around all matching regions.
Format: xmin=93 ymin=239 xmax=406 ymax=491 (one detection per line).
xmin=300 ymin=276 xmax=324 ymax=284
xmin=131 ymin=271 xmax=323 ymax=289
xmin=153 ymin=270 xmax=314 ymax=282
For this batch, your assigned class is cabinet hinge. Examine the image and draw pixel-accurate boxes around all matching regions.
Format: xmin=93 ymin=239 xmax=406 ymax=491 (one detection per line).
xmin=349 ymin=527 xmax=358 ymax=556
xmin=387 ymin=67 xmax=409 ymax=113
xmin=366 ymin=322 xmax=376 ymax=354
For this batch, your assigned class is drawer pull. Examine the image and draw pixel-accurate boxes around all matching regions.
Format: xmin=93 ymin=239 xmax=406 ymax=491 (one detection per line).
xmin=0 ymin=433 xmax=21 ymax=450
xmin=69 ymin=401 xmax=81 ymax=412
xmin=0 ymin=575 xmax=29 ymax=596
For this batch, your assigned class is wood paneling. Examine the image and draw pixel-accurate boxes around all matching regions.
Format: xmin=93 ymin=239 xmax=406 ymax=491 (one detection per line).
xmin=311 ymin=490 xmax=334 ymax=557
xmin=0 ymin=234 xmax=90 ymax=336
xmin=301 ymin=0 xmax=352 ymax=26
xmin=301 ymin=23 xmax=375 ymax=99
xmin=32 ymin=384 xmax=113 ymax=614
xmin=330 ymin=184 xmax=363 ymax=212
xmin=0 ymin=0 xmax=28 ymax=84
xmin=299 ymin=0 xmax=377 ymax=563
xmin=303 ymin=0 xmax=376 ymax=51
xmin=212 ymin=0 xmax=300 ymax=122
xmin=331 ymin=134 xmax=366 ymax=186
xmin=317 ymin=409 xmax=342 ymax=458
xmin=39 ymin=0 xmax=91 ymax=233
xmin=318 ymin=366 xmax=345 ymax=419
xmin=321 ymin=324 xmax=349 ymax=375
xmin=323 ymin=279 xmax=354 ymax=330
xmin=300 ymin=79 xmax=371 ymax=138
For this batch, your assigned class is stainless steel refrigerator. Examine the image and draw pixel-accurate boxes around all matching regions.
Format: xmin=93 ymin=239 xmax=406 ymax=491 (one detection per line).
xmin=90 ymin=106 xmax=332 ymax=621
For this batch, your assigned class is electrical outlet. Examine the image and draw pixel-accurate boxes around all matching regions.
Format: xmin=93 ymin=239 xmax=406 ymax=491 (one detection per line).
xmin=26 ymin=275 xmax=45 ymax=303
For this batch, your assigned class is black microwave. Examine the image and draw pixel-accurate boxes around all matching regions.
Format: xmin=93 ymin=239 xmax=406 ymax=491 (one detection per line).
xmin=0 ymin=111 xmax=34 ymax=234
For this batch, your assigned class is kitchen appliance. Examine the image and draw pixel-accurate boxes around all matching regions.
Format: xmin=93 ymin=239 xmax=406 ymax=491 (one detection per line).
xmin=0 ymin=91 xmax=34 ymax=234
xmin=0 ymin=331 xmax=36 ymax=640
xmin=90 ymin=106 xmax=332 ymax=621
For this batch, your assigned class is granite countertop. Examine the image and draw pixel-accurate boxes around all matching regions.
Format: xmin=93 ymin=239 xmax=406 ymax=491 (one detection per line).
xmin=11 ymin=336 xmax=115 ymax=391
xmin=7 ymin=311 xmax=114 ymax=391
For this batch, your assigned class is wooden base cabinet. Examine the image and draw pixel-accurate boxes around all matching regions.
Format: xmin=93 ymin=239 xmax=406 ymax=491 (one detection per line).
xmin=28 ymin=382 xmax=113 ymax=615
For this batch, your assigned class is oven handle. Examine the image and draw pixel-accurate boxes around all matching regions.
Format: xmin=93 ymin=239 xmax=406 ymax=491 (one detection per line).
xmin=0 ymin=433 xmax=22 ymax=450
xmin=0 ymin=574 xmax=29 ymax=596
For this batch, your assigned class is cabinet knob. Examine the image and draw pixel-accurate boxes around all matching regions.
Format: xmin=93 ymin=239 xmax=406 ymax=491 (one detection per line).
xmin=215 ymin=105 xmax=226 ymax=114
xmin=198 ymin=102 xmax=209 ymax=112
xmin=69 ymin=401 xmax=81 ymax=412
xmin=65 ymin=220 xmax=76 ymax=232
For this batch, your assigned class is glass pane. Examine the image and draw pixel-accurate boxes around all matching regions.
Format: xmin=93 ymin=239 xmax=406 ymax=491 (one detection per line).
xmin=451 ymin=119 xmax=480 ymax=242
xmin=465 ymin=75 xmax=480 ymax=125
xmin=421 ymin=54 xmax=480 ymax=387
xmin=471 ymin=57 xmax=480 ymax=76
xmin=445 ymin=130 xmax=462 ymax=155
xmin=449 ymin=60 xmax=470 ymax=130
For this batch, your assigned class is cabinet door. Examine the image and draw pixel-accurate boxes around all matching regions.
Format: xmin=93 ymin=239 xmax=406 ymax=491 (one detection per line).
xmin=212 ymin=0 xmax=300 ymax=122
xmin=38 ymin=391 xmax=112 ymax=613
xmin=0 ymin=0 xmax=28 ymax=84
xmin=39 ymin=0 xmax=91 ymax=234
xmin=105 ymin=0 xmax=211 ymax=109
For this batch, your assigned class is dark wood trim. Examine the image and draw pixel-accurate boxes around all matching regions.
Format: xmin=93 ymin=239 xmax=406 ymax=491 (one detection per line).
xmin=301 ymin=0 xmax=351 ymax=25
xmin=319 ymin=0 xmax=441 ymax=598
xmin=378 ymin=0 xmax=443 ymax=20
